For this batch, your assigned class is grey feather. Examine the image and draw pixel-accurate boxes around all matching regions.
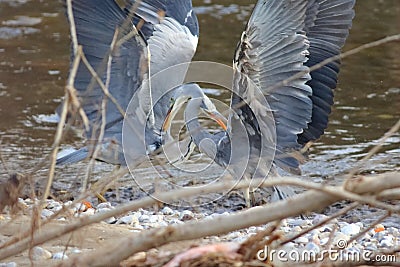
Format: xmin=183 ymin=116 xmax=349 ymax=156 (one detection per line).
xmin=298 ymin=0 xmax=356 ymax=144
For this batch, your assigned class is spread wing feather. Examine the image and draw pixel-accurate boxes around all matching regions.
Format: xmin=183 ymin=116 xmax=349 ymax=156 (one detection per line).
xmin=232 ymin=0 xmax=312 ymax=174
xmin=298 ymin=0 xmax=355 ymax=144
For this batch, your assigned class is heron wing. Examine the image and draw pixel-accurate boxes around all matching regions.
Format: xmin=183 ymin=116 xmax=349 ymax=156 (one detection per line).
xmin=298 ymin=0 xmax=355 ymax=144
xmin=66 ymin=0 xmax=150 ymax=163
xmin=232 ymin=0 xmax=312 ymax=174
xmin=125 ymin=1 xmax=199 ymax=130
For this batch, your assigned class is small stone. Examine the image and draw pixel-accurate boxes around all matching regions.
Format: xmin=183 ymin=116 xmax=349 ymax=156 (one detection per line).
xmin=159 ymin=221 xmax=168 ymax=227
xmin=104 ymin=216 xmax=117 ymax=224
xmin=41 ymin=209 xmax=54 ymax=219
xmin=169 ymin=219 xmax=183 ymax=225
xmin=161 ymin=206 xmax=174 ymax=215
xmin=296 ymin=236 xmax=308 ymax=243
xmin=293 ymin=226 xmax=302 ymax=232
xmin=32 ymin=246 xmax=52 ymax=260
xmin=340 ymin=223 xmax=361 ymax=236
xmin=117 ymin=215 xmax=139 ymax=225
xmin=248 ymin=226 xmax=257 ymax=233
xmin=379 ymin=235 xmax=394 ymax=247
xmin=52 ymin=252 xmax=69 ymax=260
xmin=312 ymin=214 xmax=328 ymax=225
xmin=374 ymin=224 xmax=385 ymax=233
xmin=148 ymin=215 xmax=161 ymax=223
xmin=0 ymin=262 xmax=17 ymax=267
xmin=71 ymin=248 xmax=82 ymax=254
xmin=96 ymin=207 xmax=112 ymax=214
xmin=97 ymin=202 xmax=113 ymax=209
xmin=84 ymin=208 xmax=96 ymax=216
xmin=139 ymin=214 xmax=150 ymax=223
xmin=320 ymin=237 xmax=329 ymax=246
xmin=281 ymin=242 xmax=296 ymax=250
xmin=373 ymin=231 xmax=387 ymax=240
xmin=132 ymin=224 xmax=144 ymax=231
xmin=74 ymin=203 xmax=88 ymax=212
xmin=46 ymin=200 xmax=59 ymax=209
xmin=304 ymin=242 xmax=320 ymax=253
xmin=320 ymin=225 xmax=333 ymax=232
xmin=355 ymin=222 xmax=363 ymax=228
xmin=387 ymin=227 xmax=399 ymax=236
xmin=287 ymin=218 xmax=308 ymax=227
xmin=179 ymin=210 xmax=194 ymax=221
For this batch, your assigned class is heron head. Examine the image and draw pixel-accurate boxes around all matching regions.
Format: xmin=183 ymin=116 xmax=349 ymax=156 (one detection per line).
xmin=162 ymin=84 xmax=227 ymax=133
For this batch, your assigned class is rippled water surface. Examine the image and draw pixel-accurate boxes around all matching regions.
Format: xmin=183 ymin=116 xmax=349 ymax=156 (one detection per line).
xmin=0 ymin=0 xmax=399 ymax=182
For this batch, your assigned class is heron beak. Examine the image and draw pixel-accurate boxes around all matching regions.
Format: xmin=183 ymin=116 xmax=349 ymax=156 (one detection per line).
xmin=162 ymin=105 xmax=175 ymax=132
xmin=162 ymin=97 xmax=186 ymax=133
xmin=207 ymin=110 xmax=228 ymax=131
xmin=162 ymin=97 xmax=228 ymax=132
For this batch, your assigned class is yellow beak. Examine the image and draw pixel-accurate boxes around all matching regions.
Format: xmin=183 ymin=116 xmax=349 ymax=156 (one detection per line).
xmin=162 ymin=104 xmax=227 ymax=132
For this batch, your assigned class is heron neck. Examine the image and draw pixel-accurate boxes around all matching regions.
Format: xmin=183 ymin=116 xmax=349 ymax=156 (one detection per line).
xmin=184 ymin=98 xmax=216 ymax=158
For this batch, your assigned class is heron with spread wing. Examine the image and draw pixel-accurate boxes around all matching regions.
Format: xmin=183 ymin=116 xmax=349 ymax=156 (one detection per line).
xmin=57 ymin=0 xmax=225 ymax=165
xmin=163 ymin=0 xmax=356 ymax=205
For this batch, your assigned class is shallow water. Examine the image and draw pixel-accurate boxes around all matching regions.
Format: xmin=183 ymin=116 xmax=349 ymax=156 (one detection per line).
xmin=0 ymin=0 xmax=399 ymax=185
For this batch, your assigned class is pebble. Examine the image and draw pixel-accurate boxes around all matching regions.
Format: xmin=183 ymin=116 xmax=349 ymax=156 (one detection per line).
xmin=74 ymin=203 xmax=88 ymax=212
xmin=104 ymin=216 xmax=117 ymax=224
xmin=139 ymin=214 xmax=150 ymax=223
xmin=0 ymin=263 xmax=17 ymax=267
xmin=304 ymin=242 xmax=320 ymax=253
xmin=320 ymin=237 xmax=329 ymax=246
xmin=31 ymin=246 xmax=52 ymax=260
xmin=71 ymin=248 xmax=82 ymax=254
xmin=340 ymin=223 xmax=361 ymax=236
xmin=161 ymin=207 xmax=174 ymax=215
xmin=84 ymin=208 xmax=96 ymax=216
xmin=296 ymin=236 xmax=309 ymax=243
xmin=287 ymin=218 xmax=309 ymax=227
xmin=179 ymin=210 xmax=194 ymax=221
xmin=117 ymin=215 xmax=139 ymax=226
xmin=379 ymin=237 xmax=394 ymax=247
xmin=97 ymin=202 xmax=113 ymax=209
xmin=292 ymin=226 xmax=302 ymax=232
xmin=148 ymin=215 xmax=161 ymax=223
xmin=41 ymin=209 xmax=54 ymax=219
xmin=312 ymin=214 xmax=328 ymax=225
xmin=52 ymin=252 xmax=69 ymax=260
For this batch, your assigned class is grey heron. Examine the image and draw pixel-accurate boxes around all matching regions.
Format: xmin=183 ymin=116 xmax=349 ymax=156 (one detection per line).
xmin=56 ymin=0 xmax=221 ymax=165
xmin=164 ymin=0 xmax=356 ymax=204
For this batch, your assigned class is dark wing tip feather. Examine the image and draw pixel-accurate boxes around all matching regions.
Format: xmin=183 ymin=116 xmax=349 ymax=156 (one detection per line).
xmin=298 ymin=0 xmax=355 ymax=145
